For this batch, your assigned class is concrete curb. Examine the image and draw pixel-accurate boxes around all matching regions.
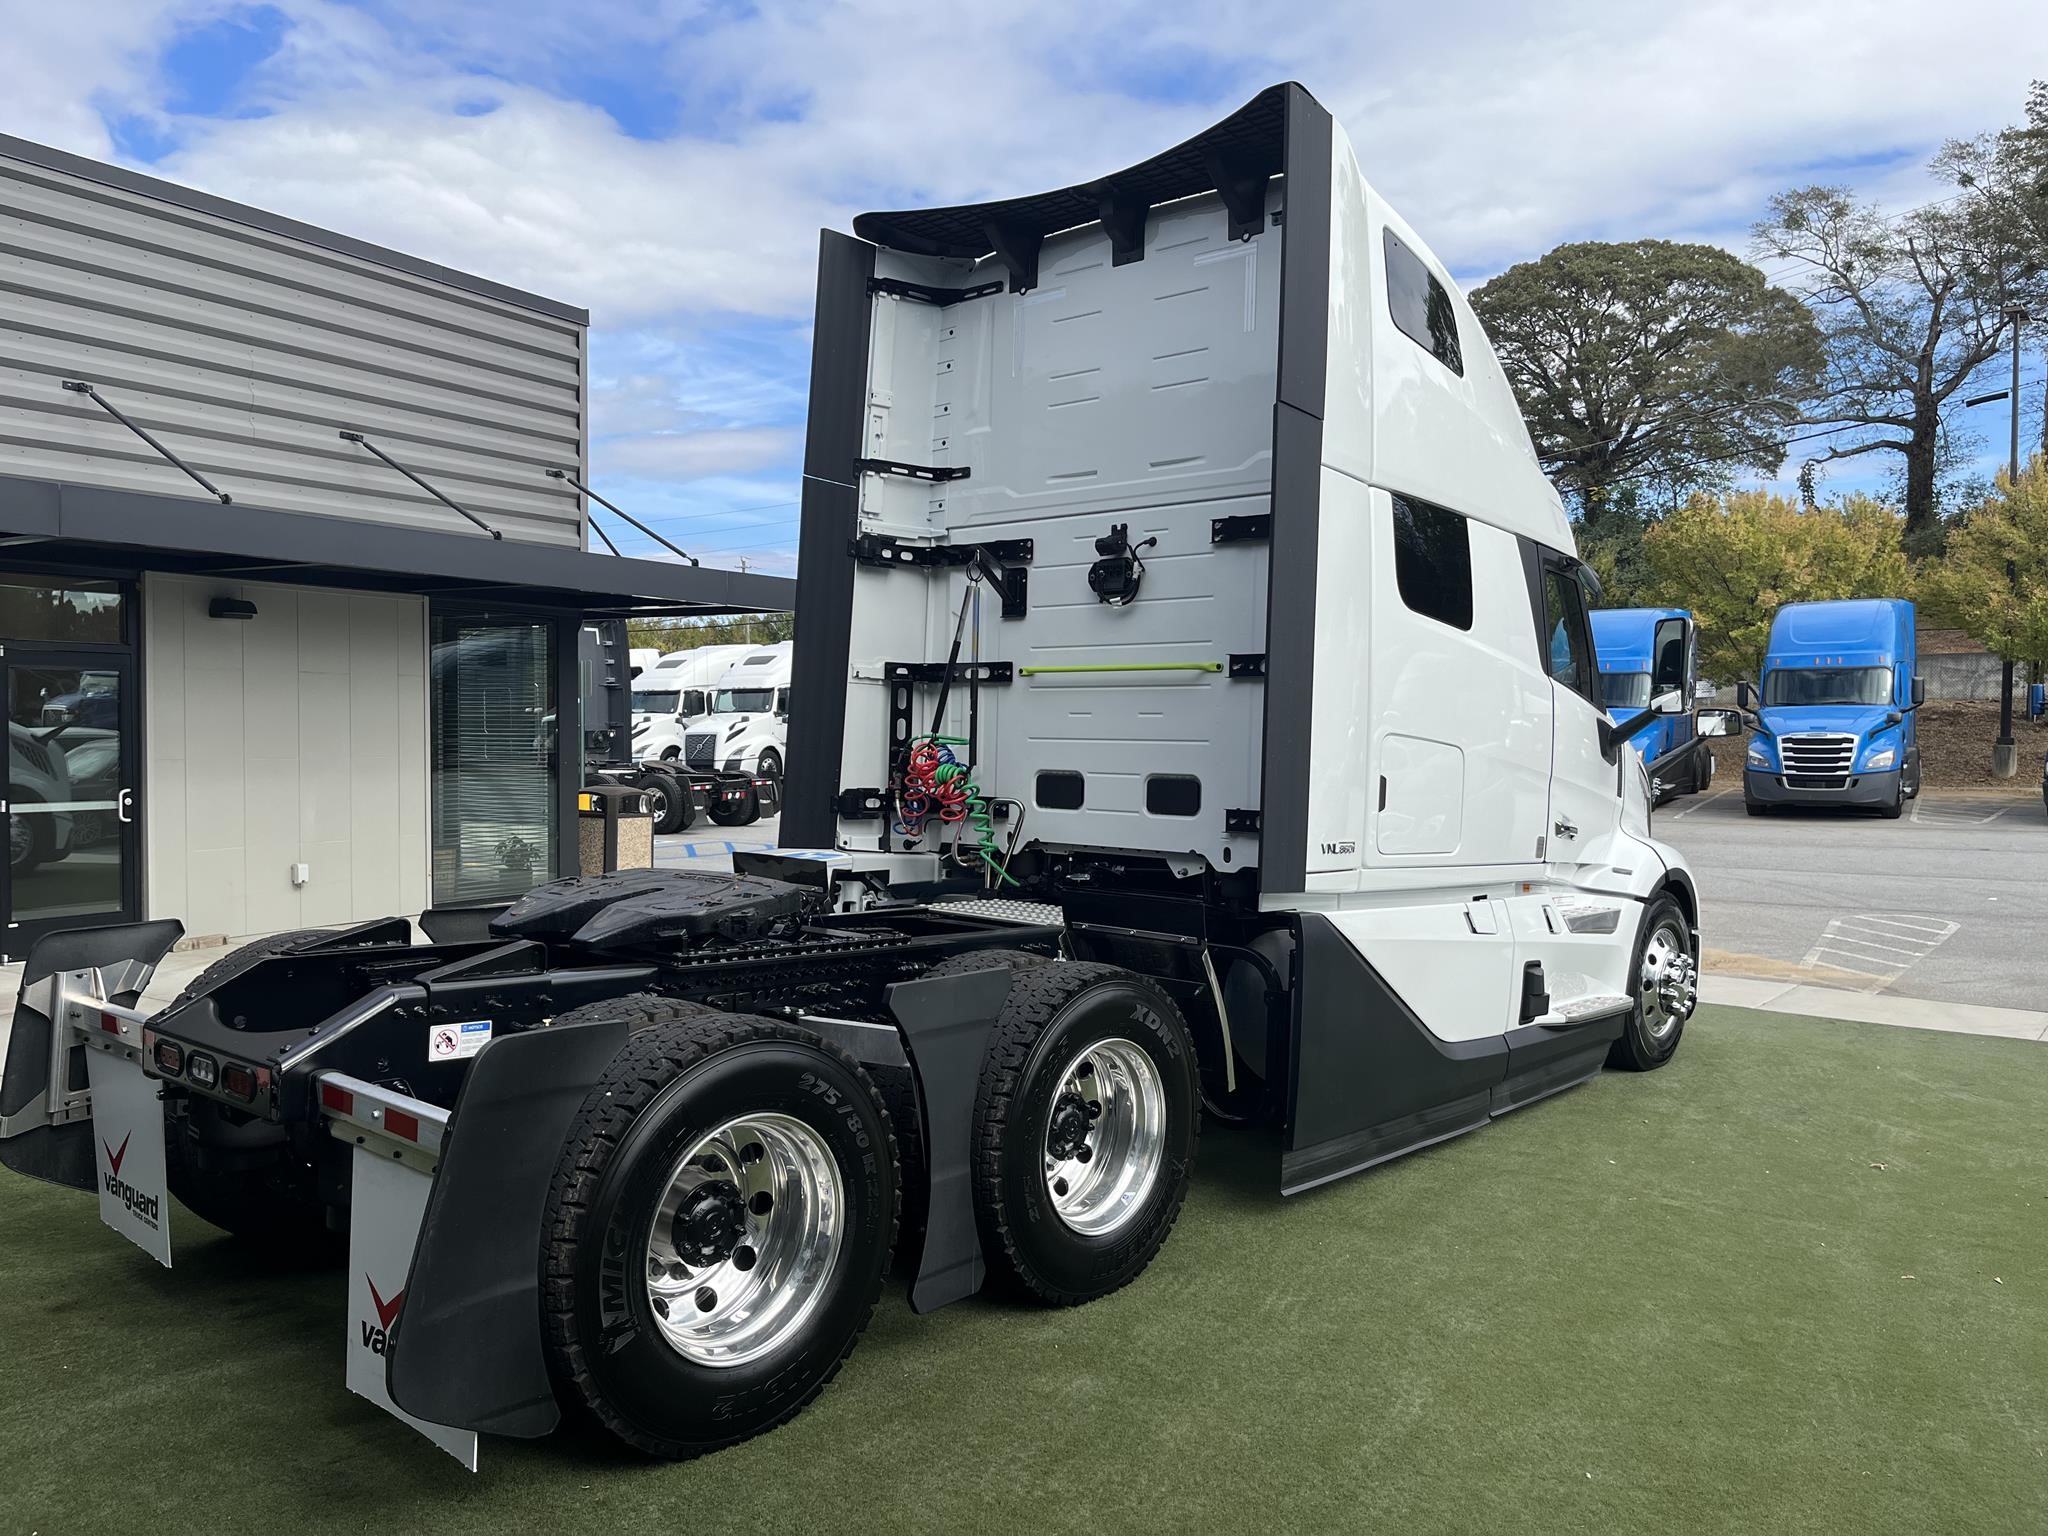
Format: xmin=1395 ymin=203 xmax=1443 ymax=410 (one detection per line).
xmin=1702 ymin=974 xmax=2048 ymax=1042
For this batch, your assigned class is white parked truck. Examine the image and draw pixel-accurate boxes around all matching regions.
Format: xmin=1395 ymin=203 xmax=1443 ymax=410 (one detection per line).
xmin=680 ymin=641 xmax=792 ymax=785
xmin=0 ymin=84 xmax=1734 ymax=1470
xmin=630 ymin=644 xmax=751 ymax=760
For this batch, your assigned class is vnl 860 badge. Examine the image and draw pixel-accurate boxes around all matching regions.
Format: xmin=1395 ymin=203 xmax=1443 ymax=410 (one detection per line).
xmin=426 ymin=1020 xmax=492 ymax=1062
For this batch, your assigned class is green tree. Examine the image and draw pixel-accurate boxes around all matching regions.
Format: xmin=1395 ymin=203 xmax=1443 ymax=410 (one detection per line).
xmin=1916 ymin=458 xmax=2048 ymax=673
xmin=1639 ymin=490 xmax=1912 ymax=681
xmin=1470 ymin=240 xmax=1823 ymax=536
xmin=627 ymin=611 xmax=794 ymax=654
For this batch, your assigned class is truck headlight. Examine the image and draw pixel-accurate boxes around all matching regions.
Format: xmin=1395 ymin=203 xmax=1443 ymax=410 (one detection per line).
xmin=1747 ymin=744 xmax=1771 ymax=769
xmin=1863 ymin=745 xmax=1896 ymax=770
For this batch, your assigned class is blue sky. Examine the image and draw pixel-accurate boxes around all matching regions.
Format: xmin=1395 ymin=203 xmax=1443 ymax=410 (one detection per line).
xmin=8 ymin=0 xmax=2045 ymax=572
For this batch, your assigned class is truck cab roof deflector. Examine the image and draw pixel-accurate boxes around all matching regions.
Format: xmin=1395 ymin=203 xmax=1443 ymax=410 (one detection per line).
xmin=852 ymin=82 xmax=1302 ymax=278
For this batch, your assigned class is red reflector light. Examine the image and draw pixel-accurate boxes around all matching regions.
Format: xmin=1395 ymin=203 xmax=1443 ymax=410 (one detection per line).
xmin=319 ymin=1081 xmax=354 ymax=1116
xmin=385 ymin=1108 xmax=420 ymax=1143
xmin=153 ymin=1039 xmax=185 ymax=1076
xmin=220 ymin=1062 xmax=257 ymax=1102
xmin=100 ymin=1012 xmax=122 ymax=1034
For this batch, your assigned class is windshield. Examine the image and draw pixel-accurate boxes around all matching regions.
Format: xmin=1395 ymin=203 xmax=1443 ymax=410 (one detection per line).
xmin=631 ymin=689 xmax=680 ymax=714
xmin=713 ymin=688 xmax=776 ymax=713
xmin=1763 ymin=666 xmax=1891 ymax=707
xmin=1599 ymin=672 xmax=1652 ymax=710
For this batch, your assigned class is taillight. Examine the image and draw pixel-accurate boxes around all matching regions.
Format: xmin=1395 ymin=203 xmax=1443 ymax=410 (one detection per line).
xmin=220 ymin=1062 xmax=257 ymax=1102
xmin=185 ymin=1052 xmax=219 ymax=1089
xmin=153 ymin=1038 xmax=184 ymax=1076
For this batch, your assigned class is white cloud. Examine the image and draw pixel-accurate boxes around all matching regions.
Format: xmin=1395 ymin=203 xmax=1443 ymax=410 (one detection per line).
xmin=594 ymin=426 xmax=795 ymax=480
xmin=4 ymin=0 xmax=2041 ymax=531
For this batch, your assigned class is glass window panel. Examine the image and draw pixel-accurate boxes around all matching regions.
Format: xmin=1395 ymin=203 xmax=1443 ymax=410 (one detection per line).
xmin=0 ymin=574 xmax=126 ymax=644
xmin=430 ymin=615 xmax=556 ymax=905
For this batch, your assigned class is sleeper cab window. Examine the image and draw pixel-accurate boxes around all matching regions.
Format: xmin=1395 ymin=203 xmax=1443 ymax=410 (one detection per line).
xmin=1384 ymin=228 xmax=1464 ymax=375
xmin=1390 ymin=495 xmax=1474 ymax=631
xmin=1541 ymin=568 xmax=1599 ymax=705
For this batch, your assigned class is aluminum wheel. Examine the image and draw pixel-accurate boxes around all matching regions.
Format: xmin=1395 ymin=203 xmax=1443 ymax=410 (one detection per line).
xmin=1041 ymin=1037 xmax=1166 ymax=1237
xmin=643 ymin=1112 xmax=844 ymax=1368
xmin=8 ymin=814 xmax=32 ymax=870
xmin=1638 ymin=917 xmax=1697 ymax=1041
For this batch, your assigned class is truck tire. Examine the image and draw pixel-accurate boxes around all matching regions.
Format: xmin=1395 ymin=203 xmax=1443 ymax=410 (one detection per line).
xmin=921 ymin=947 xmax=1055 ymax=980
xmin=1608 ymin=893 xmax=1695 ymax=1072
xmin=634 ymin=770 xmax=688 ymax=835
xmin=757 ymin=748 xmax=783 ymax=790
xmin=709 ymin=785 xmax=760 ymax=827
xmin=1878 ymin=781 xmax=1905 ymax=818
xmin=971 ymin=962 xmax=1197 ymax=1306
xmin=163 ymin=928 xmax=337 ymax=1014
xmin=541 ymin=1002 xmax=898 ymax=1460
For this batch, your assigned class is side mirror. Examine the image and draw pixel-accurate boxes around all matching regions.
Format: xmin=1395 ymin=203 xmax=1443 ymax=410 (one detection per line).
xmin=1696 ymin=708 xmax=1742 ymax=739
xmin=1886 ymin=709 xmax=1903 ymax=726
xmin=1652 ymin=688 xmax=1685 ymax=716
xmin=1651 ymin=616 xmax=1688 ymax=694
xmin=1736 ymin=680 xmax=1754 ymax=710
xmin=1910 ymin=675 xmax=1925 ymax=708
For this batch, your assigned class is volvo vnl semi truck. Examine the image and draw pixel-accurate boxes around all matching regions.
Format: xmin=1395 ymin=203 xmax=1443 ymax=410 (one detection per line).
xmin=1 ymin=84 xmax=1736 ymax=1470
xmin=1739 ymin=598 xmax=1923 ymax=817
xmin=1589 ymin=608 xmax=1711 ymax=801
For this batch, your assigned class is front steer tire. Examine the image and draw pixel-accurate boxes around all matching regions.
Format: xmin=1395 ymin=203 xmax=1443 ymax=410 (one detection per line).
xmin=1607 ymin=893 xmax=1696 ymax=1072
xmin=972 ymin=962 xmax=1198 ymax=1307
xmin=541 ymin=1000 xmax=898 ymax=1460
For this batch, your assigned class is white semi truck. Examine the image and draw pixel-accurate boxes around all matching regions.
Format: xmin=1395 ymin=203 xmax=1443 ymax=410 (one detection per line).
xmin=0 ymin=83 xmax=1734 ymax=1469
xmin=630 ymin=644 xmax=752 ymax=760
xmin=680 ymin=641 xmax=793 ymax=786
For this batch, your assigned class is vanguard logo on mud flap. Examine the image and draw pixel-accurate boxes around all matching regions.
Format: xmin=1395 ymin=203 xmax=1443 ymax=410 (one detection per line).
xmin=101 ymin=1132 xmax=161 ymax=1229
xmin=360 ymin=1276 xmax=405 ymax=1356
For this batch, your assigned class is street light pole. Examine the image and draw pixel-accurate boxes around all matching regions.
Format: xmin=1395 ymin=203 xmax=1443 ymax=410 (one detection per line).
xmin=1993 ymin=305 xmax=2028 ymax=773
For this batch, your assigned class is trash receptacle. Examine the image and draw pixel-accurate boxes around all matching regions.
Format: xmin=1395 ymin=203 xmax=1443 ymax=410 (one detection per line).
xmin=578 ymin=783 xmax=653 ymax=875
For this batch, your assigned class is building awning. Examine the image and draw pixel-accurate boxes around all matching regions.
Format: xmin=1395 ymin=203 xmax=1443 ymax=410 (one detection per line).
xmin=0 ymin=473 xmax=793 ymax=617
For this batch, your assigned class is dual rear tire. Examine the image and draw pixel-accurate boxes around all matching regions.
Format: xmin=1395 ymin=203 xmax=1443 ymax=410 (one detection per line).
xmin=539 ymin=961 xmax=1202 ymax=1457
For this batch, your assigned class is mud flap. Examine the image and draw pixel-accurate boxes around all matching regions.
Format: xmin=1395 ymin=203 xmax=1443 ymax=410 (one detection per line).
xmin=1 ymin=920 xmax=181 ymax=1212
xmin=346 ymin=1147 xmax=480 ymax=1470
xmin=84 ymin=1050 xmax=171 ymax=1266
xmin=886 ymin=965 xmax=1011 ymax=1313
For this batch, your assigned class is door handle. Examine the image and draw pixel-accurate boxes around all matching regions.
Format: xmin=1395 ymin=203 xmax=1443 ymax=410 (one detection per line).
xmin=117 ymin=788 xmax=135 ymax=824
xmin=1553 ymin=815 xmax=1578 ymax=839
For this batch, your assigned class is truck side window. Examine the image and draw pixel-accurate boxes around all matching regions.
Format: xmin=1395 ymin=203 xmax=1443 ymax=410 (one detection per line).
xmin=1384 ymin=228 xmax=1464 ymax=375
xmin=1391 ymin=494 xmax=1473 ymax=631
xmin=1542 ymin=569 xmax=1598 ymax=707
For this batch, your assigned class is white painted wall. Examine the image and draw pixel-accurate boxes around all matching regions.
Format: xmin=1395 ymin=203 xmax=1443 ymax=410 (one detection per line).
xmin=143 ymin=574 xmax=428 ymax=938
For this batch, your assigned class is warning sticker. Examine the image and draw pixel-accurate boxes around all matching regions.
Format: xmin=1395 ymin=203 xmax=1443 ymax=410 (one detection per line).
xmin=427 ymin=1020 xmax=492 ymax=1061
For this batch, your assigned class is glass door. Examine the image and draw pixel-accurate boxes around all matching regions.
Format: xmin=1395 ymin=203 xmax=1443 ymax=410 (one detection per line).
xmin=4 ymin=652 xmax=138 ymax=958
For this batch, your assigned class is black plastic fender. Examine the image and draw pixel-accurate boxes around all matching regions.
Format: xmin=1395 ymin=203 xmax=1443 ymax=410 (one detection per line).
xmin=387 ymin=1016 xmax=628 ymax=1437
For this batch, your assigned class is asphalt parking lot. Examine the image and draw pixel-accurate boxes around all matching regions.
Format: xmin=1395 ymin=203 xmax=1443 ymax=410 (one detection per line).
xmin=655 ymin=811 xmax=781 ymax=869
xmin=1659 ymin=784 xmax=2048 ymax=1011
xmin=675 ymin=795 xmax=2048 ymax=1013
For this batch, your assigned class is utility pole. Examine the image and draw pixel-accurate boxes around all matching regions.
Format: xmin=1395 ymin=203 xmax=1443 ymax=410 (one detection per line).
xmin=1993 ymin=305 xmax=2028 ymax=776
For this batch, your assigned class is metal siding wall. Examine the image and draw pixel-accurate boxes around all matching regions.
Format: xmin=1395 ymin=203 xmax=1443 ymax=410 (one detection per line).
xmin=143 ymin=572 xmax=430 ymax=937
xmin=1 ymin=154 xmax=586 ymax=546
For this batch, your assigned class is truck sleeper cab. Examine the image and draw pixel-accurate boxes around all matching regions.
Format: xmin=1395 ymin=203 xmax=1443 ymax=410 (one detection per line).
xmin=2 ymin=84 xmax=1729 ymax=1473
xmin=1741 ymin=598 xmax=1923 ymax=818
xmin=1589 ymin=607 xmax=1711 ymax=801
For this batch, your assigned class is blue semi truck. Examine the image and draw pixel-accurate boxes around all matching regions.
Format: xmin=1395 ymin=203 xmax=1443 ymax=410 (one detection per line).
xmin=1589 ymin=607 xmax=1712 ymax=801
xmin=1739 ymin=597 xmax=1924 ymax=818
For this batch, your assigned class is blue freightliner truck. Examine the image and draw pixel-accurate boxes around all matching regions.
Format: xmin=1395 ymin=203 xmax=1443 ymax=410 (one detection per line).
xmin=1589 ymin=608 xmax=1712 ymax=801
xmin=1739 ymin=598 xmax=1924 ymax=818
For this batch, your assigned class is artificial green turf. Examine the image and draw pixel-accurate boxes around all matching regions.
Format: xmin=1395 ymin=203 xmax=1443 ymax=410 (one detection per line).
xmin=2 ymin=1006 xmax=2043 ymax=1534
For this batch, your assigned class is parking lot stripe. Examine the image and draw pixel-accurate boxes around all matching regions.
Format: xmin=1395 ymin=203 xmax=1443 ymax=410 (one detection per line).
xmin=1824 ymin=933 xmax=1928 ymax=956
xmin=1667 ymin=787 xmax=1732 ymax=819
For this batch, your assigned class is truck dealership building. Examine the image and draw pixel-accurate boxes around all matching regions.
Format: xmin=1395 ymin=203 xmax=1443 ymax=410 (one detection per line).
xmin=0 ymin=135 xmax=792 ymax=958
